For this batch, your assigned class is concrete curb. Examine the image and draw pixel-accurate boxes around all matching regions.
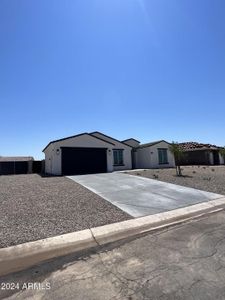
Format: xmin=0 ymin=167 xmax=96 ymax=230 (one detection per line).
xmin=1 ymin=197 xmax=225 ymax=277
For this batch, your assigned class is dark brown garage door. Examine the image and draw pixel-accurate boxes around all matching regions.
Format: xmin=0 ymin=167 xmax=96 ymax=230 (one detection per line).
xmin=61 ymin=147 xmax=107 ymax=175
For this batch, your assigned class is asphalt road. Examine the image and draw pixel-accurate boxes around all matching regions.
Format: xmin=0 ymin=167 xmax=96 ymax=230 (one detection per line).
xmin=1 ymin=210 xmax=225 ymax=300
xmin=69 ymin=173 xmax=224 ymax=217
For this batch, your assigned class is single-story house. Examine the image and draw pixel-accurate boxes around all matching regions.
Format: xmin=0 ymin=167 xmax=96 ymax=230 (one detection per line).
xmin=178 ymin=142 xmax=224 ymax=165
xmin=43 ymin=132 xmax=175 ymax=175
xmin=0 ymin=156 xmax=34 ymax=175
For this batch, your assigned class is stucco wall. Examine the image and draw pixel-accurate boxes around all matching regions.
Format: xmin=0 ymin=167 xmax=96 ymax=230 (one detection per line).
xmin=135 ymin=141 xmax=175 ymax=169
xmin=135 ymin=147 xmax=152 ymax=169
xmin=44 ymin=133 xmax=132 ymax=175
xmin=149 ymin=142 xmax=175 ymax=168
xmin=113 ymin=147 xmax=132 ymax=171
xmin=44 ymin=144 xmax=54 ymax=174
xmin=91 ymin=132 xmax=132 ymax=171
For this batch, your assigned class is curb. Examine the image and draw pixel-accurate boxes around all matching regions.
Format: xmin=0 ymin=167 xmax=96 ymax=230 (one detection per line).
xmin=1 ymin=197 xmax=225 ymax=277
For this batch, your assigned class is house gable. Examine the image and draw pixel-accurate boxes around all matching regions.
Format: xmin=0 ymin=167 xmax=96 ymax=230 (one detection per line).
xmin=43 ymin=132 xmax=115 ymax=152
xmin=90 ymin=132 xmax=132 ymax=149
xmin=136 ymin=140 xmax=171 ymax=149
xmin=122 ymin=138 xmax=140 ymax=148
xmin=134 ymin=140 xmax=175 ymax=169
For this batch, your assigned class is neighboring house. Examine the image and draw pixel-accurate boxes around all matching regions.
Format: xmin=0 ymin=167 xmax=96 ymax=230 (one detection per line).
xmin=43 ymin=132 xmax=175 ymax=175
xmin=133 ymin=140 xmax=175 ymax=169
xmin=0 ymin=156 xmax=34 ymax=175
xmin=178 ymin=142 xmax=224 ymax=165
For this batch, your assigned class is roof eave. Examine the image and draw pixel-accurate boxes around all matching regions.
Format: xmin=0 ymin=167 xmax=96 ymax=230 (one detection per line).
xmin=42 ymin=132 xmax=115 ymax=152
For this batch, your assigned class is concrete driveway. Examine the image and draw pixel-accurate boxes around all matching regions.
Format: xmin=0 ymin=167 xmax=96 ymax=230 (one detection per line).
xmin=68 ymin=173 xmax=224 ymax=217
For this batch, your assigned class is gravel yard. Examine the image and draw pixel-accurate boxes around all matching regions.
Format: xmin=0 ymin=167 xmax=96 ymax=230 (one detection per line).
xmin=0 ymin=174 xmax=131 ymax=248
xmin=127 ymin=166 xmax=225 ymax=195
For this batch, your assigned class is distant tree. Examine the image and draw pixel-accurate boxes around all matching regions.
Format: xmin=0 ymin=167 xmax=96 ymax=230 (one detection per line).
xmin=169 ymin=142 xmax=184 ymax=176
xmin=219 ymin=147 xmax=225 ymax=165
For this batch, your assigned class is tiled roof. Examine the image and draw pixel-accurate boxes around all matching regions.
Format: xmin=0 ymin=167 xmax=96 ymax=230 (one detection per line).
xmin=179 ymin=142 xmax=219 ymax=151
xmin=0 ymin=156 xmax=34 ymax=162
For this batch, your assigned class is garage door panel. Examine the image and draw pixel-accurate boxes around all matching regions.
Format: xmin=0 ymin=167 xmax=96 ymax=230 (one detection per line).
xmin=61 ymin=147 xmax=107 ymax=175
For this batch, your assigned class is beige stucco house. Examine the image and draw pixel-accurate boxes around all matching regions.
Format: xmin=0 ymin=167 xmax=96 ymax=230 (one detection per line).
xmin=43 ymin=132 xmax=175 ymax=175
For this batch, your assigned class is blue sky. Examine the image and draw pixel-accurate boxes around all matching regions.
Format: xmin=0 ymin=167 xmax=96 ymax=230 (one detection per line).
xmin=1 ymin=0 xmax=225 ymax=159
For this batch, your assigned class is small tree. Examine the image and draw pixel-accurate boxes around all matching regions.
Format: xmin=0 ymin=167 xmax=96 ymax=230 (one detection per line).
xmin=169 ymin=141 xmax=184 ymax=176
xmin=219 ymin=147 xmax=225 ymax=165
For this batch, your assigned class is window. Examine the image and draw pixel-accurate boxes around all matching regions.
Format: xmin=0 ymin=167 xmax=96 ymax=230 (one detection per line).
xmin=113 ymin=149 xmax=124 ymax=166
xmin=158 ymin=148 xmax=168 ymax=164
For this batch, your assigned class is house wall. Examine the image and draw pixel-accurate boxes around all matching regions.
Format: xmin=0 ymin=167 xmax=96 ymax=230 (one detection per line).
xmin=91 ymin=132 xmax=132 ymax=171
xmin=44 ymin=134 xmax=132 ymax=175
xmin=112 ymin=147 xmax=132 ymax=171
xmin=44 ymin=144 xmax=54 ymax=174
xmin=135 ymin=147 xmax=152 ymax=169
xmin=150 ymin=142 xmax=175 ymax=168
xmin=135 ymin=141 xmax=175 ymax=169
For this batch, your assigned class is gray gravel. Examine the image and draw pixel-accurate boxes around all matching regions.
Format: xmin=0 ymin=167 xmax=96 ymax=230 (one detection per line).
xmin=127 ymin=165 xmax=225 ymax=195
xmin=0 ymin=174 xmax=131 ymax=248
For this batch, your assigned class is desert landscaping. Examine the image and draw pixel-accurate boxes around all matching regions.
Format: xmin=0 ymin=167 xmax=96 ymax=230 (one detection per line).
xmin=1 ymin=165 xmax=225 ymax=249
xmin=0 ymin=174 xmax=131 ymax=248
xmin=127 ymin=166 xmax=225 ymax=195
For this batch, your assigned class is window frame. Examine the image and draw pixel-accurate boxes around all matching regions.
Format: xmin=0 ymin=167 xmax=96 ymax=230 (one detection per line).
xmin=113 ymin=149 xmax=124 ymax=166
xmin=158 ymin=148 xmax=169 ymax=165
